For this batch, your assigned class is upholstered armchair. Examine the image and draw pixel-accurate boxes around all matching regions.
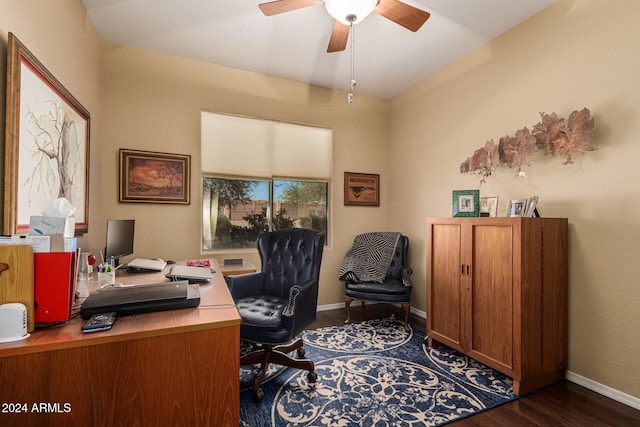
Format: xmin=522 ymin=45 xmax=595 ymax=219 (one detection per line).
xmin=339 ymin=232 xmax=412 ymax=332
xmin=227 ymin=228 xmax=325 ymax=401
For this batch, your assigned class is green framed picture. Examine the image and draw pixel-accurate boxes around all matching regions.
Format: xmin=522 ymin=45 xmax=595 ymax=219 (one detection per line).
xmin=452 ymin=190 xmax=480 ymax=217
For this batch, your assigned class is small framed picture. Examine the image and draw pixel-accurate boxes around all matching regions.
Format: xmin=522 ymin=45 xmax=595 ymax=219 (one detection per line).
xmin=508 ymin=200 xmax=525 ymax=217
xmin=452 ymin=190 xmax=480 ymax=217
xmin=344 ymin=172 xmax=380 ymax=206
xmin=523 ymin=195 xmax=540 ymax=217
xmin=480 ymin=197 xmax=498 ymax=217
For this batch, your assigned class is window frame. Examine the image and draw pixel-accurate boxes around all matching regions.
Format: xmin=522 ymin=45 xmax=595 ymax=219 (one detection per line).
xmin=201 ymin=174 xmax=330 ymax=252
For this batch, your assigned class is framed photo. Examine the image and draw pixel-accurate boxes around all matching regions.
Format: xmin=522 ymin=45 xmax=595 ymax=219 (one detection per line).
xmin=344 ymin=172 xmax=379 ymax=206
xmin=523 ymin=195 xmax=540 ymax=217
xmin=119 ymin=149 xmax=191 ymax=204
xmin=508 ymin=200 xmax=525 ymax=217
xmin=3 ymin=33 xmax=91 ymax=235
xmin=480 ymin=196 xmax=499 ymax=217
xmin=452 ymin=190 xmax=480 ymax=217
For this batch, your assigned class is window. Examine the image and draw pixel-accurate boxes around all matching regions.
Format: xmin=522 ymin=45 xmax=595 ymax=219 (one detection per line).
xmin=201 ymin=112 xmax=331 ymax=250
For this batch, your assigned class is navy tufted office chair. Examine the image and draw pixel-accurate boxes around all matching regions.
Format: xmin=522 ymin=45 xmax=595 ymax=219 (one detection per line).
xmin=227 ymin=228 xmax=325 ymax=401
xmin=341 ymin=234 xmax=413 ymax=332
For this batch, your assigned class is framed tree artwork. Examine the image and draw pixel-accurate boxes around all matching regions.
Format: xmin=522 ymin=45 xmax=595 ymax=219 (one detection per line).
xmin=3 ymin=33 xmax=91 ymax=235
xmin=119 ymin=149 xmax=191 ymax=204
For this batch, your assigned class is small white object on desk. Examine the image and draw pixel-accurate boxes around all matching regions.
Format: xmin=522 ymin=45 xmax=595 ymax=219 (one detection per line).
xmin=0 ymin=303 xmax=30 ymax=343
xmin=128 ymin=258 xmax=167 ymax=271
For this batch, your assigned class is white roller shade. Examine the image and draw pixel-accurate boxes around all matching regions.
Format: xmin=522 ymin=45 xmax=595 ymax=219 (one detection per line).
xmin=271 ymin=122 xmax=332 ymax=179
xmin=201 ymin=111 xmax=332 ymax=180
xmin=201 ymin=112 xmax=271 ymax=178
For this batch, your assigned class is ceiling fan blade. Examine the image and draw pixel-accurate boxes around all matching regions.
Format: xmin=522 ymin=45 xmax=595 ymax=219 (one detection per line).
xmin=327 ymin=20 xmax=350 ymax=53
xmin=374 ymin=0 xmax=431 ymax=32
xmin=259 ymin=0 xmax=322 ymax=16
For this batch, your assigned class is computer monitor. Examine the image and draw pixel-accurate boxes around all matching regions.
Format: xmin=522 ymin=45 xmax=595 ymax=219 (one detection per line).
xmin=104 ymin=219 xmax=135 ymax=266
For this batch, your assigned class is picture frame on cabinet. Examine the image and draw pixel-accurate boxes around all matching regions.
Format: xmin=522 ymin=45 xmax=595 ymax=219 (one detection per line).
xmin=480 ymin=196 xmax=498 ymax=217
xmin=522 ymin=195 xmax=540 ymax=217
xmin=452 ymin=190 xmax=479 ymax=217
xmin=508 ymin=200 xmax=525 ymax=217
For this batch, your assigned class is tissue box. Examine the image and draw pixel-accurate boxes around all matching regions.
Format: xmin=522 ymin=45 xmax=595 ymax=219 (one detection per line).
xmin=28 ymin=216 xmax=75 ymax=238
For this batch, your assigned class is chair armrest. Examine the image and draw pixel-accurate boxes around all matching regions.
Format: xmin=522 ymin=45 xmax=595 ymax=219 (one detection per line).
xmin=226 ymin=271 xmax=266 ymax=300
xmin=401 ymin=266 xmax=413 ymax=286
xmin=282 ymin=278 xmax=318 ymax=333
xmin=282 ymin=287 xmax=300 ymax=317
xmin=282 ymin=278 xmax=315 ymax=315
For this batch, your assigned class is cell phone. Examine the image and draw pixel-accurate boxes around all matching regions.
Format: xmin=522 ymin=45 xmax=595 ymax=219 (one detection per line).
xmin=82 ymin=312 xmax=117 ymax=333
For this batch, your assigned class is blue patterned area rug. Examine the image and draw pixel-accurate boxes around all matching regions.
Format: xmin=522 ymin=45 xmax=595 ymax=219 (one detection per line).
xmin=240 ymin=317 xmax=517 ymax=426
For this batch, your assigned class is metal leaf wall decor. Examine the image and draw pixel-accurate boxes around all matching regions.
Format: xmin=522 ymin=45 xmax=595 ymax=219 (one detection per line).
xmin=460 ymin=108 xmax=595 ymax=182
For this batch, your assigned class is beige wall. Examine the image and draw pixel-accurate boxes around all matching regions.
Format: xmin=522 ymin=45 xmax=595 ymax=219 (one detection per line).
xmin=2 ymin=0 xmax=638 ymax=403
xmin=390 ymin=0 xmax=640 ymax=398
xmin=99 ymin=44 xmax=390 ymax=306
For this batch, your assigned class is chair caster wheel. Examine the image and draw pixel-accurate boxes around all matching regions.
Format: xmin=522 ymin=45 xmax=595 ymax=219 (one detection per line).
xmin=254 ymin=388 xmax=265 ymax=401
xmin=297 ymin=347 xmax=306 ymax=358
xmin=307 ymin=371 xmax=317 ymax=383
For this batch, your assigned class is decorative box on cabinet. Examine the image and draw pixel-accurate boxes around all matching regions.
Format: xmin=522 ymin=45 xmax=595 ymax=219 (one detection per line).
xmin=426 ymin=217 xmax=568 ymax=395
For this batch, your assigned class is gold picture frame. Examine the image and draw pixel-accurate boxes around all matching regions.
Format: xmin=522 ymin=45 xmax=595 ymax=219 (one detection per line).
xmin=119 ymin=149 xmax=191 ymax=204
xmin=3 ymin=33 xmax=91 ymax=235
xmin=344 ymin=172 xmax=379 ymax=206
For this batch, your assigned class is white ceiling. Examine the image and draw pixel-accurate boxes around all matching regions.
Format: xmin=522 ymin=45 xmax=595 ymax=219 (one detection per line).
xmin=83 ymin=0 xmax=556 ymax=99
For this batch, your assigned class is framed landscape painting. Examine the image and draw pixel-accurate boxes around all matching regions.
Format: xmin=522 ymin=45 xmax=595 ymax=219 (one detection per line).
xmin=3 ymin=33 xmax=90 ymax=235
xmin=119 ymin=149 xmax=191 ymax=204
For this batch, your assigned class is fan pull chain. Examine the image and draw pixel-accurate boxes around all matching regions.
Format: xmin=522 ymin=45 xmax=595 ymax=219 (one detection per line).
xmin=348 ymin=22 xmax=356 ymax=104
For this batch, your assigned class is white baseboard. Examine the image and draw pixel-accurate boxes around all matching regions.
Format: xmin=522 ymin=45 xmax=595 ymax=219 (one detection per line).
xmin=318 ymin=303 xmax=427 ymax=317
xmin=317 ymin=303 xmax=344 ymax=312
xmin=319 ymin=304 xmax=639 ymax=410
xmin=410 ymin=306 xmax=426 ymax=319
xmin=565 ymin=371 xmax=640 ymax=410
xmin=318 ymin=303 xmax=428 ymax=316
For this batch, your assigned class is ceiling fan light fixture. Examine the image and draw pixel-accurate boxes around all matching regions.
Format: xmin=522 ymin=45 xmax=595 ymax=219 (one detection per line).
xmin=325 ymin=0 xmax=378 ymax=25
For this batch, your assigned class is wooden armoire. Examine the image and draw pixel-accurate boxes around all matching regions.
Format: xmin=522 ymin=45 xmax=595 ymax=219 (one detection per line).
xmin=426 ymin=217 xmax=568 ymax=394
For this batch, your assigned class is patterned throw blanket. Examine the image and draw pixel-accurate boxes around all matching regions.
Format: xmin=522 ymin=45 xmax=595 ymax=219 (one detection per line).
xmin=339 ymin=232 xmax=401 ymax=283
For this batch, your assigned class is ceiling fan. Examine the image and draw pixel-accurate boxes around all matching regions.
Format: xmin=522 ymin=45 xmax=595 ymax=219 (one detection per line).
xmin=258 ymin=0 xmax=431 ymax=53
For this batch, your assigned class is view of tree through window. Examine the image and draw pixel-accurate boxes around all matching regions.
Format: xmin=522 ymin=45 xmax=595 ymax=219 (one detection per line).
xmin=202 ymin=177 xmax=328 ymax=250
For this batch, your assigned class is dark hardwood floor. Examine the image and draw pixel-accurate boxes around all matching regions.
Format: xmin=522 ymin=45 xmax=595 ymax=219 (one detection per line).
xmin=312 ymin=304 xmax=640 ymax=427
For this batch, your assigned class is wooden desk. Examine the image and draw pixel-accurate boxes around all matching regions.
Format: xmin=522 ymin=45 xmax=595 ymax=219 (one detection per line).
xmin=0 ymin=260 xmax=240 ymax=427
xmin=218 ymin=261 xmax=256 ymax=277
